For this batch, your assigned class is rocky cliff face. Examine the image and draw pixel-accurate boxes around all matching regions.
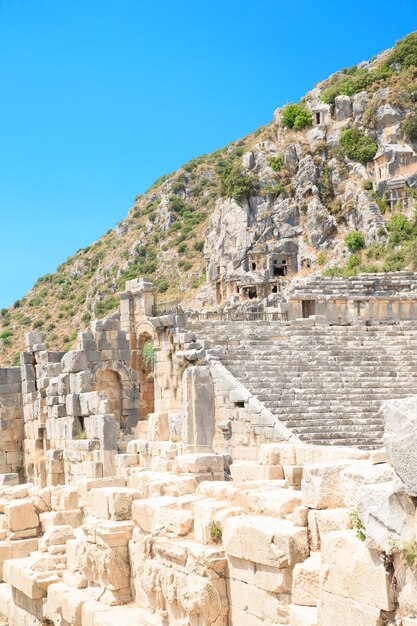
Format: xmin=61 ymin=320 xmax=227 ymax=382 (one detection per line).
xmin=1 ymin=33 xmax=417 ymax=363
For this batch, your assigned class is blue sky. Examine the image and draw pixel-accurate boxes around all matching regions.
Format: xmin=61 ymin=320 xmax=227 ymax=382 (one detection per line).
xmin=0 ymin=0 xmax=415 ymax=307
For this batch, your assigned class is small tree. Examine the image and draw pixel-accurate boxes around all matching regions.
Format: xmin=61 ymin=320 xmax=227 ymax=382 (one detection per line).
xmin=281 ymin=103 xmax=312 ymax=130
xmin=345 ymin=231 xmax=365 ymax=253
xmin=340 ymin=128 xmax=378 ymax=165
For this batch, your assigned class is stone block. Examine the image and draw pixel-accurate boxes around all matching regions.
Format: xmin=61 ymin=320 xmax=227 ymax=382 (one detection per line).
xmin=292 ymin=555 xmax=320 ymax=606
xmin=245 ymin=489 xmax=302 ymax=518
xmin=259 ymin=443 xmax=296 ymax=466
xmin=357 ymin=482 xmax=414 ymax=551
xmin=39 ymin=525 xmax=74 ymax=551
xmin=152 ymin=508 xmax=193 ymax=537
xmin=318 ymin=591 xmax=383 ymax=626
xmin=301 ymin=461 xmax=351 ymax=509
xmin=5 ymin=499 xmax=39 ymax=531
xmin=289 ymin=605 xmax=318 ymax=626
xmin=223 ymin=515 xmax=308 ymax=568
xmin=320 ymin=530 xmax=394 ymax=610
xmin=131 ymin=496 xmax=178 ymax=532
xmin=174 ymin=453 xmax=224 ymax=474
xmin=230 ymin=462 xmax=283 ymax=482
xmin=61 ymin=350 xmax=88 ymax=373
xmin=51 ymin=486 xmax=79 ymax=511
xmin=228 ymin=577 xmax=290 ymax=623
xmin=40 ymin=509 xmax=82 ymax=529
xmin=381 ymin=396 xmax=417 ymax=496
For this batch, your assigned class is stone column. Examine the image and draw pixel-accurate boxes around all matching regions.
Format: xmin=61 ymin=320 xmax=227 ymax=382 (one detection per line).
xmin=182 ymin=366 xmax=215 ymax=453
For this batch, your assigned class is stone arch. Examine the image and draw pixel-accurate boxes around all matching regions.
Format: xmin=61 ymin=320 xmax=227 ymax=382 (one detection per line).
xmin=92 ymin=361 xmax=138 ymax=431
xmin=136 ymin=323 xmax=156 ymax=419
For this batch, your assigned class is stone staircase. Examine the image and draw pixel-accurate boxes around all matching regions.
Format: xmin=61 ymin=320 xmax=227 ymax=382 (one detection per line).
xmin=187 ymin=319 xmax=417 ymax=448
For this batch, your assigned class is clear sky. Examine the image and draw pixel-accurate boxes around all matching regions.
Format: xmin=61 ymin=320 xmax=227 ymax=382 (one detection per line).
xmin=0 ymin=0 xmax=415 ymax=307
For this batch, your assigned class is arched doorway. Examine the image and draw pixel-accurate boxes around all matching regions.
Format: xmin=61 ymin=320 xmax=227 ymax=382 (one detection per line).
xmin=96 ymin=369 xmax=123 ymax=426
xmin=138 ymin=332 xmax=155 ymax=419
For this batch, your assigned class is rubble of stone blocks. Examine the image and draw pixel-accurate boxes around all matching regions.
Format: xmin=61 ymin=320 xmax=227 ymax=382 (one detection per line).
xmin=0 ymin=421 xmax=414 ymax=625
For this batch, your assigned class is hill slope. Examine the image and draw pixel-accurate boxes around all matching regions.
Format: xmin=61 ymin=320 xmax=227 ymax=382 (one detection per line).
xmin=2 ymin=32 xmax=417 ymax=364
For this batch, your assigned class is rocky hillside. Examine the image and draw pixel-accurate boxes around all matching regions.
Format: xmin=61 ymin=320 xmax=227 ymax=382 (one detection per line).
xmin=2 ymin=32 xmax=417 ymax=364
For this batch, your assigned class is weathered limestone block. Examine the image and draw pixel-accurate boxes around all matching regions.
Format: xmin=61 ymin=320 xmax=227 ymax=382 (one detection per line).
xmin=340 ymin=461 xmax=393 ymax=508
xmin=194 ymin=499 xmax=243 ymax=545
xmin=5 ymin=499 xmax=39 ymax=532
xmin=51 ymin=485 xmax=78 ymax=510
xmin=245 ymin=489 xmax=302 ymax=518
xmin=381 ymin=396 xmax=417 ymax=496
xmin=3 ymin=556 xmax=46 ymax=599
xmin=292 ymin=555 xmax=320 ymax=606
xmin=40 ymin=509 xmax=82 ymax=529
xmin=296 ymin=445 xmax=368 ymax=465
xmin=259 ymin=443 xmax=296 ymax=466
xmin=152 ymin=507 xmax=194 ymax=537
xmin=289 ymin=604 xmax=318 ymax=626
xmin=88 ymin=487 xmax=142 ymax=521
xmin=61 ymin=350 xmax=88 ymax=373
xmin=0 ymin=537 xmax=38 ymax=581
xmin=308 ymin=508 xmax=351 ymax=551
xmin=147 ymin=413 xmax=169 ymax=441
xmin=318 ymin=591 xmax=383 ymax=626
xmin=39 ymin=525 xmax=74 ymax=551
xmin=230 ymin=462 xmax=283 ymax=483
xmin=301 ymin=461 xmax=352 ymax=509
xmin=132 ymin=496 xmax=178 ymax=533
xmin=357 ymin=482 xmax=415 ymax=552
xmin=228 ymin=577 xmax=290 ymax=623
xmin=174 ymin=453 xmax=224 ymax=475
xmin=320 ymin=530 xmax=394 ymax=610
xmin=223 ymin=516 xmax=308 ymax=568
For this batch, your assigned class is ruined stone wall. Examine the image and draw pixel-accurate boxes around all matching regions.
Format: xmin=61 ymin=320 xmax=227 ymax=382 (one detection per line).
xmin=0 ymin=368 xmax=23 ymax=475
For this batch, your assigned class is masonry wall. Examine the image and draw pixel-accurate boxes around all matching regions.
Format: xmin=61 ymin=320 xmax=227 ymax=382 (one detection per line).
xmin=0 ymin=368 xmax=23 ymax=474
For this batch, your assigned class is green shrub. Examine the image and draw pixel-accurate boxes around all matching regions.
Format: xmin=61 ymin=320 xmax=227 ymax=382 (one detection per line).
xmin=219 ymin=163 xmax=256 ymax=202
xmin=340 ymin=129 xmax=378 ymax=164
xmin=363 ymin=179 xmax=374 ymax=191
xmin=142 ymin=341 xmax=154 ymax=368
xmin=155 ymin=278 xmax=169 ymax=293
xmin=387 ymin=214 xmax=417 ymax=246
xmin=345 ymin=231 xmax=365 ymax=252
xmin=193 ymin=241 xmax=204 ymax=252
xmin=281 ymin=103 xmax=312 ymax=130
xmin=94 ymin=296 xmax=119 ymax=318
xmin=82 ymin=312 xmax=91 ymax=325
xmin=321 ymin=66 xmax=393 ymax=105
xmin=346 ymin=255 xmax=361 ymax=270
xmin=209 ymin=521 xmax=222 ymax=543
xmin=177 ymin=243 xmax=187 ymax=255
xmin=366 ymin=243 xmax=386 ymax=260
xmin=267 ymin=155 xmax=283 ymax=171
xmin=318 ymin=166 xmax=334 ymax=206
xmin=385 ymin=32 xmax=417 ymax=69
xmin=403 ymin=111 xmax=417 ymax=141
xmin=349 ymin=510 xmax=366 ymax=542
xmin=382 ymin=250 xmax=406 ymax=272
xmin=316 ymin=251 xmax=328 ymax=266
xmin=33 ymin=320 xmax=44 ymax=329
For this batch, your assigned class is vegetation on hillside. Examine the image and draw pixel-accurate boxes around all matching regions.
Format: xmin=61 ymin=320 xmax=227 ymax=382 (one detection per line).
xmin=1 ymin=32 xmax=417 ymax=364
